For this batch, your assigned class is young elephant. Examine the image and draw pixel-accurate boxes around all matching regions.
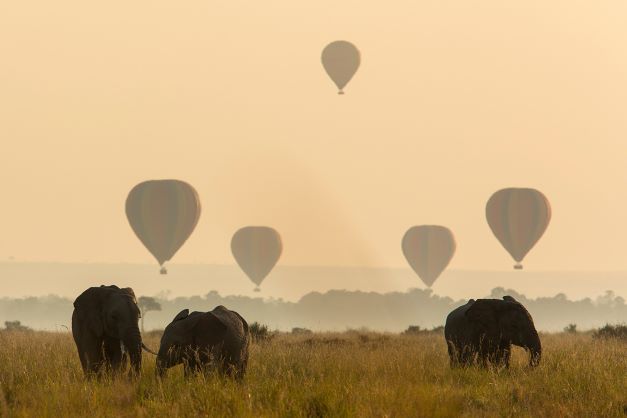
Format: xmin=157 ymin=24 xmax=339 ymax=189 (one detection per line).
xmin=156 ymin=306 xmax=249 ymax=379
xmin=444 ymin=296 xmax=541 ymax=368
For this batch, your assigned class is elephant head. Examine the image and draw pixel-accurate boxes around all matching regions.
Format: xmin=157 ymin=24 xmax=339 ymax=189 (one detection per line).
xmin=156 ymin=309 xmax=227 ymax=377
xmin=73 ymin=285 xmax=144 ymax=374
xmin=465 ymin=296 xmax=541 ymax=366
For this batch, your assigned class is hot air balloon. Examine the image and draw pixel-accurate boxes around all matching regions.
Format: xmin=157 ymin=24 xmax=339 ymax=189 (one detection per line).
xmin=126 ymin=180 xmax=201 ymax=274
xmin=402 ymin=225 xmax=456 ymax=287
xmin=231 ymin=226 xmax=282 ymax=291
xmin=486 ymin=188 xmax=551 ymax=269
xmin=321 ymin=40 xmax=360 ymax=94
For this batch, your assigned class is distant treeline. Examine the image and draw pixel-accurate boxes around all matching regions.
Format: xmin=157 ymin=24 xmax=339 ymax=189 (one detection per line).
xmin=0 ymin=288 xmax=625 ymax=332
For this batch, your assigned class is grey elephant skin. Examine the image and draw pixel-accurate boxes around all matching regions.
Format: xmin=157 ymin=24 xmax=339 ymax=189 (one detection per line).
xmin=444 ymin=296 xmax=541 ymax=368
xmin=72 ymin=285 xmax=145 ymax=377
xmin=156 ymin=305 xmax=250 ymax=379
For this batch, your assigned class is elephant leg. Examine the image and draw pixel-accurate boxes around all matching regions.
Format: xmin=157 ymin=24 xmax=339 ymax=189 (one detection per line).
xmin=489 ymin=341 xmax=510 ymax=369
xmin=79 ymin=338 xmax=105 ymax=376
xmin=75 ymin=341 xmax=90 ymax=374
xmin=236 ymin=350 xmax=248 ymax=380
xmin=447 ymin=341 xmax=460 ymax=368
xmin=200 ymin=351 xmax=215 ymax=375
xmin=73 ymin=314 xmax=105 ymax=376
xmin=478 ymin=344 xmax=492 ymax=368
xmin=459 ymin=343 xmax=475 ymax=366
xmin=103 ymin=337 xmax=124 ymax=373
xmin=500 ymin=346 xmax=511 ymax=368
xmin=221 ymin=356 xmax=237 ymax=378
xmin=485 ymin=344 xmax=506 ymax=368
xmin=212 ymin=348 xmax=232 ymax=377
xmin=183 ymin=352 xmax=200 ymax=377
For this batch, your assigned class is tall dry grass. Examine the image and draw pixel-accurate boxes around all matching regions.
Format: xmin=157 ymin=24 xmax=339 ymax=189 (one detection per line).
xmin=0 ymin=331 xmax=625 ymax=417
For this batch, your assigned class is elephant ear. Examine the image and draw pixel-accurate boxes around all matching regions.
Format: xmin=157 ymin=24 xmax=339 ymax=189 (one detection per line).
xmin=166 ymin=311 xmax=227 ymax=345
xmin=172 ymin=309 xmax=190 ymax=322
xmin=465 ymin=299 xmax=500 ymax=333
xmin=502 ymin=295 xmax=518 ymax=303
xmin=192 ymin=312 xmax=228 ymax=346
xmin=73 ymin=287 xmax=106 ymax=336
xmin=121 ymin=287 xmax=138 ymax=304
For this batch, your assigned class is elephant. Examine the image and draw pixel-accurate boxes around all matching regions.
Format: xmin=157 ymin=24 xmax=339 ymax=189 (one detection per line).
xmin=72 ymin=285 xmax=155 ymax=377
xmin=156 ymin=305 xmax=250 ymax=379
xmin=444 ymin=296 xmax=541 ymax=368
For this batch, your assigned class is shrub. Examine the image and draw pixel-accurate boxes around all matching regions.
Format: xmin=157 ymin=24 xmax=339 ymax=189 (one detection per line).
xmin=402 ymin=325 xmax=444 ymax=335
xmin=402 ymin=325 xmax=423 ymax=335
xmin=249 ymin=322 xmax=273 ymax=342
xmin=564 ymin=323 xmax=577 ymax=333
xmin=430 ymin=325 xmax=444 ymax=334
xmin=291 ymin=327 xmax=313 ymax=335
xmin=592 ymin=324 xmax=627 ymax=341
xmin=3 ymin=321 xmax=32 ymax=332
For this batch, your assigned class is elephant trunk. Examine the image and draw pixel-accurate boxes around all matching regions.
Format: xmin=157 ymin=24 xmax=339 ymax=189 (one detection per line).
xmin=156 ymin=345 xmax=181 ymax=378
xmin=122 ymin=327 xmax=143 ymax=375
xmin=526 ymin=331 xmax=542 ymax=367
xmin=156 ymin=346 xmax=170 ymax=378
xmin=155 ymin=359 xmax=166 ymax=378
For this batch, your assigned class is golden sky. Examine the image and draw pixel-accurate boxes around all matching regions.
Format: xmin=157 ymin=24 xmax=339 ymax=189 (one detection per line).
xmin=2 ymin=1 xmax=627 ymax=271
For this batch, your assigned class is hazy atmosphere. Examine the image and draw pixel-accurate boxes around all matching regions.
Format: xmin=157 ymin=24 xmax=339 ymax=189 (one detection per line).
xmin=1 ymin=2 xmax=626 ymax=417
xmin=1 ymin=0 xmax=627 ymax=323
xmin=2 ymin=1 xmax=627 ymax=272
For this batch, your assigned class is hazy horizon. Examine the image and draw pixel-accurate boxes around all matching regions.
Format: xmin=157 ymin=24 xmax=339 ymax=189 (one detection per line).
xmin=1 ymin=261 xmax=625 ymax=303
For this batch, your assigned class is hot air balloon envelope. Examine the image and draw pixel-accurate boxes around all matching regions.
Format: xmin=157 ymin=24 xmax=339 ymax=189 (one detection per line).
xmin=231 ymin=226 xmax=282 ymax=289
xmin=402 ymin=225 xmax=456 ymax=287
xmin=321 ymin=40 xmax=360 ymax=94
xmin=485 ymin=188 xmax=551 ymax=269
xmin=126 ymin=180 xmax=201 ymax=273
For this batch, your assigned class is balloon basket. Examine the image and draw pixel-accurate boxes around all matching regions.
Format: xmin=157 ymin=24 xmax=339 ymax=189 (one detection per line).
xmin=338 ymin=90 xmax=345 ymax=95
xmin=253 ymin=287 xmax=261 ymax=292
xmin=160 ymin=267 xmax=168 ymax=275
xmin=513 ymin=264 xmax=523 ymax=270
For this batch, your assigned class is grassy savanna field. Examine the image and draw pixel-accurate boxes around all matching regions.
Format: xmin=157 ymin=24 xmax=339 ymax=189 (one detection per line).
xmin=0 ymin=331 xmax=625 ymax=417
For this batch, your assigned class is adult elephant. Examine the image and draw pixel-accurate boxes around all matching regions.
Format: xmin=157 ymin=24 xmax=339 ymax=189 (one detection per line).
xmin=156 ymin=306 xmax=249 ymax=379
xmin=444 ymin=296 xmax=541 ymax=368
xmin=72 ymin=285 xmax=155 ymax=377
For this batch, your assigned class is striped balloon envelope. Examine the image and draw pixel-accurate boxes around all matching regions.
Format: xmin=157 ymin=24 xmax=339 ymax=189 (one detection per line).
xmin=485 ymin=188 xmax=551 ymax=269
xmin=231 ymin=226 xmax=282 ymax=291
xmin=402 ymin=225 xmax=456 ymax=287
xmin=126 ymin=180 xmax=201 ymax=274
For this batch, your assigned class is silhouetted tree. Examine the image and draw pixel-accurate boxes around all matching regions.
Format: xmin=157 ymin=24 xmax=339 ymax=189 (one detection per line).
xmin=138 ymin=296 xmax=161 ymax=332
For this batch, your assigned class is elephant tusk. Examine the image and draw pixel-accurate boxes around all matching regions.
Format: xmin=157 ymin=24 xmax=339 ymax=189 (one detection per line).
xmin=142 ymin=343 xmax=158 ymax=355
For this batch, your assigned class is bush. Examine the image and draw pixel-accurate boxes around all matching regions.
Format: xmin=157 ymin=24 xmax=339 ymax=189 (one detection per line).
xmin=291 ymin=327 xmax=313 ymax=335
xmin=564 ymin=324 xmax=577 ymax=333
xmin=402 ymin=325 xmax=423 ymax=335
xmin=249 ymin=322 xmax=273 ymax=342
xmin=3 ymin=321 xmax=32 ymax=332
xmin=592 ymin=324 xmax=627 ymax=341
xmin=402 ymin=325 xmax=444 ymax=335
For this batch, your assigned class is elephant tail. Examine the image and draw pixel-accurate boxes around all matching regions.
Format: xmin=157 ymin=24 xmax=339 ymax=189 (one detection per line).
xmin=142 ymin=343 xmax=158 ymax=355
